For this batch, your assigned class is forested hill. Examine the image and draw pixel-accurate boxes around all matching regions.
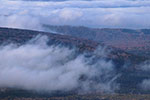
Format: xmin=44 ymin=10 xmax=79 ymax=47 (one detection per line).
xmin=0 ymin=27 xmax=147 ymax=65
xmin=0 ymin=27 xmax=149 ymax=96
xmin=43 ymin=25 xmax=150 ymax=57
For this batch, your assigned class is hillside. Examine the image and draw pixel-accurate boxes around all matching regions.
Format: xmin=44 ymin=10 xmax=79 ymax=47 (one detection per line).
xmin=43 ymin=25 xmax=150 ymax=57
xmin=0 ymin=27 xmax=150 ymax=99
xmin=0 ymin=27 xmax=147 ymax=67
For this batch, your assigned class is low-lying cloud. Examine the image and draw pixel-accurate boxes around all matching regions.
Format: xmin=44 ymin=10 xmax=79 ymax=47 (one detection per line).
xmin=140 ymin=79 xmax=150 ymax=91
xmin=0 ymin=35 xmax=118 ymax=93
xmin=0 ymin=0 xmax=150 ymax=30
xmin=138 ymin=61 xmax=150 ymax=91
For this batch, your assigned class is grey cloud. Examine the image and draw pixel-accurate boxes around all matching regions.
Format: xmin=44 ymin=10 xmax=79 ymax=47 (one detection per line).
xmin=0 ymin=35 xmax=118 ymax=93
xmin=139 ymin=61 xmax=150 ymax=71
xmin=0 ymin=0 xmax=150 ymax=30
xmin=138 ymin=61 xmax=150 ymax=90
xmin=140 ymin=79 xmax=150 ymax=91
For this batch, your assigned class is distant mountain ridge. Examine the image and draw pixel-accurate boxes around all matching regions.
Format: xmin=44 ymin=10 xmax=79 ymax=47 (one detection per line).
xmin=43 ymin=25 xmax=150 ymax=57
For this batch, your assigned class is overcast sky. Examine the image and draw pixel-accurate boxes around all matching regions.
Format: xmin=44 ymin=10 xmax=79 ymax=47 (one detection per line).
xmin=0 ymin=0 xmax=150 ymax=30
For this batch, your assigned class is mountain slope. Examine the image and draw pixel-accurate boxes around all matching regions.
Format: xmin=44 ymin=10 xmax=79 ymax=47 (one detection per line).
xmin=43 ymin=25 xmax=150 ymax=57
xmin=0 ymin=27 xmax=147 ymax=67
xmin=0 ymin=27 xmax=150 ymax=98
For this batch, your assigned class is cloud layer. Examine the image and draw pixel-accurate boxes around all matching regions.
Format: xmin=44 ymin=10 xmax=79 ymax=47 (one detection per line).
xmin=0 ymin=0 xmax=150 ymax=30
xmin=0 ymin=35 xmax=118 ymax=93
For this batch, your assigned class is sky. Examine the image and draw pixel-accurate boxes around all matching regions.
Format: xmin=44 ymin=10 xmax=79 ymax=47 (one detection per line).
xmin=0 ymin=0 xmax=150 ymax=30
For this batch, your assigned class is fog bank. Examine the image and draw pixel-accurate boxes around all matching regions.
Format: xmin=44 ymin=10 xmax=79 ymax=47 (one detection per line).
xmin=0 ymin=35 xmax=118 ymax=93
